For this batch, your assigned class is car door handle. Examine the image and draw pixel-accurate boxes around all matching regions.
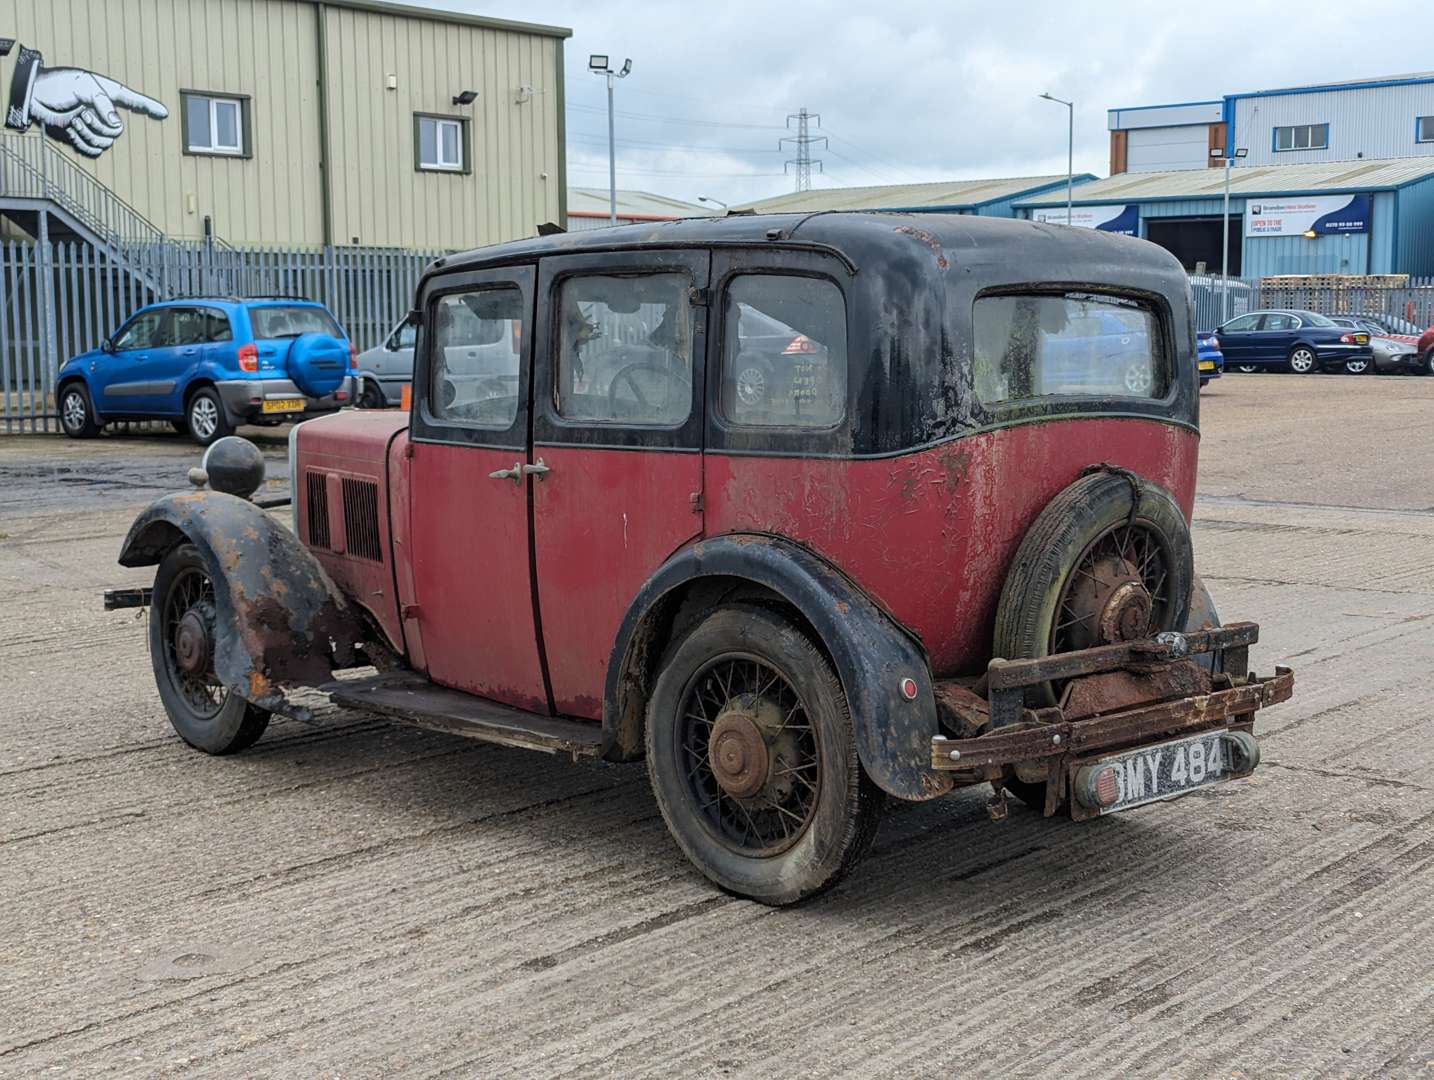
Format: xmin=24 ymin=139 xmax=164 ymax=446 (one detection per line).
xmin=521 ymin=458 xmax=550 ymax=480
xmin=181 ymin=347 xmax=198 ymax=356
xmin=488 ymin=461 xmax=524 ymax=483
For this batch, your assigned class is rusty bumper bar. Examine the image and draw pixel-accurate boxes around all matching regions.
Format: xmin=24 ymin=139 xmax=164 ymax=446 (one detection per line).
xmin=931 ymin=666 xmax=1293 ymax=771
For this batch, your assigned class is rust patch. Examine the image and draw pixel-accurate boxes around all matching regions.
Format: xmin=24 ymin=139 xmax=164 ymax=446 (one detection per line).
xmin=893 ymin=224 xmax=948 ymax=269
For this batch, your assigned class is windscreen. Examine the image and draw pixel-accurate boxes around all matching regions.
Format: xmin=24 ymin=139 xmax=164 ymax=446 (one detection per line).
xmin=248 ymin=304 xmax=343 ymax=339
xmin=973 ymin=292 xmax=1165 ymax=404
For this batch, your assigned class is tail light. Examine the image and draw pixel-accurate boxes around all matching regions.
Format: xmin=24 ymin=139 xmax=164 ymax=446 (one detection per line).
xmin=237 ymin=343 xmax=258 ymax=372
xmin=783 ymin=335 xmax=818 ymax=354
xmin=349 ymin=343 xmax=358 ymax=369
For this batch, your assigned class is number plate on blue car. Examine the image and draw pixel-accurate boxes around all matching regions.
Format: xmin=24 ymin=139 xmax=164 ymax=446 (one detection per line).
xmin=1091 ymin=729 xmax=1234 ymax=815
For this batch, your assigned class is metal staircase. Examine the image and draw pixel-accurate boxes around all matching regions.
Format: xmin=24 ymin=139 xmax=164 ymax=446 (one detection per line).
xmin=0 ymin=131 xmax=241 ymax=295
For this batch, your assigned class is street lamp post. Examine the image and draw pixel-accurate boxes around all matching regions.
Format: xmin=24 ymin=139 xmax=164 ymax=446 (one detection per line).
xmin=697 ymin=195 xmax=728 ymax=210
xmin=1209 ymin=146 xmax=1249 ymax=324
xmin=589 ymin=55 xmax=632 ymax=225
xmin=1039 ymin=92 xmax=1074 ymax=225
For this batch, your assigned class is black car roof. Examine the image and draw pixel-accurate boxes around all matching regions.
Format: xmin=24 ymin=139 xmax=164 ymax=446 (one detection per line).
xmin=432 ymin=211 xmax=1187 ymax=280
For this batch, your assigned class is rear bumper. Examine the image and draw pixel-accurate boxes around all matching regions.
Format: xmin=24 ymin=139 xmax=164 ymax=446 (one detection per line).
xmin=214 ymin=377 xmax=354 ymax=422
xmin=930 ymin=623 xmax=1294 ymax=819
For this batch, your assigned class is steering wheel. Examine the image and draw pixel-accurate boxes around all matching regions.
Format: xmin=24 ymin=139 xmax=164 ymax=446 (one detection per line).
xmin=608 ymin=363 xmax=677 ymax=418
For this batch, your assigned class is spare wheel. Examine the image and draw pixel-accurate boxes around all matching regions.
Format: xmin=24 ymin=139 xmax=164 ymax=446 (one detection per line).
xmin=285 ymin=332 xmax=349 ymax=398
xmin=992 ymin=467 xmax=1194 ymax=711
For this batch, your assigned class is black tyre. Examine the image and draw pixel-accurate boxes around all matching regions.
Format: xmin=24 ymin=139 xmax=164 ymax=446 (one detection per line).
xmin=169 ymin=420 xmax=189 ymax=434
xmin=58 ymin=382 xmax=102 ymax=438
xmin=1234 ymin=364 xmax=1259 ymax=374
xmin=357 ymin=379 xmax=387 ymax=409
xmin=645 ymin=606 xmax=883 ymax=905
xmin=993 ymin=471 xmax=1194 ymax=810
xmin=1288 ymin=347 xmax=1318 ymax=374
xmin=149 ymin=544 xmax=271 ymax=754
xmin=186 ymin=387 xmax=232 ymax=446
xmin=1425 ymin=350 xmax=1434 ymax=376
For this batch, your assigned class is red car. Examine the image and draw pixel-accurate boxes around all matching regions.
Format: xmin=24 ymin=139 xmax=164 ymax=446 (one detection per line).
xmin=1420 ymin=325 xmax=1434 ymax=374
xmin=113 ymin=215 xmax=1294 ymax=904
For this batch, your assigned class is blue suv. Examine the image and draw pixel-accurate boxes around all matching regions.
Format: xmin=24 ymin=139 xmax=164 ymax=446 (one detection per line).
xmin=57 ymin=297 xmax=355 ymax=444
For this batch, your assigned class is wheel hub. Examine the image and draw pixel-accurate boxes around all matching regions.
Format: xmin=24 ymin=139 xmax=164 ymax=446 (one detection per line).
xmin=708 ymin=709 xmax=770 ymax=798
xmin=173 ymin=607 xmax=213 ymax=675
xmin=1064 ymin=553 xmax=1153 ymax=649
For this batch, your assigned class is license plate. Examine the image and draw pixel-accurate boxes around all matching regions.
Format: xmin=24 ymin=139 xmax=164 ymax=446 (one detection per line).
xmin=262 ymin=398 xmax=306 ymax=414
xmin=1089 ymin=729 xmax=1235 ymax=814
xmin=1198 ymin=361 xmax=1215 ymax=371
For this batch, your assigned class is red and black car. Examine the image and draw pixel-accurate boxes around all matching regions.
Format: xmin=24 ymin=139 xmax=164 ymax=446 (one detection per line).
xmin=112 ymin=213 xmax=1294 ymax=905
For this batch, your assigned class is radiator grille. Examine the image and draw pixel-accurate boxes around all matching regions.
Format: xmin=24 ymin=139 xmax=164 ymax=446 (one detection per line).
xmin=341 ymin=477 xmax=383 ymax=562
xmin=305 ymin=470 xmax=331 ymax=550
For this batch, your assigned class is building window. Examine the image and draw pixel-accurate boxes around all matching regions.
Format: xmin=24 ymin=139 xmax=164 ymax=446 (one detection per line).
xmin=415 ymin=115 xmax=468 ymax=173
xmin=1274 ymin=123 xmax=1329 ymax=152
xmin=1419 ymin=116 xmax=1434 ymax=144
xmin=182 ymin=92 xmax=248 ymax=157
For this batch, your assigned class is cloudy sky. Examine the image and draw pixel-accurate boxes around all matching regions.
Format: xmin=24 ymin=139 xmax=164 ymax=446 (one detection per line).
xmin=430 ymin=0 xmax=1434 ymax=207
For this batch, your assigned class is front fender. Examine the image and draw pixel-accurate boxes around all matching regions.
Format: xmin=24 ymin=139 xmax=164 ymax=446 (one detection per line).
xmin=119 ymin=491 xmax=365 ymax=710
xmin=605 ymin=533 xmax=953 ymax=802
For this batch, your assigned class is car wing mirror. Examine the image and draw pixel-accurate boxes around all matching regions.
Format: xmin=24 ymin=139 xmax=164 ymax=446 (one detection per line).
xmin=101 ymin=338 xmax=116 ymax=353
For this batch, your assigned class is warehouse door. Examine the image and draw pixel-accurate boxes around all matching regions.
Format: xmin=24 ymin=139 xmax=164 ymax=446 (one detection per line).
xmin=1144 ymin=217 xmax=1242 ymax=275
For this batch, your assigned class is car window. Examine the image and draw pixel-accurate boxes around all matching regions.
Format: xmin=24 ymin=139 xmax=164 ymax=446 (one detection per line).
xmin=1301 ymin=311 xmax=1335 ymax=327
xmin=1222 ymin=314 xmax=1261 ymax=332
xmin=112 ymin=309 xmax=167 ymax=351
xmin=168 ymin=307 xmax=210 ymax=346
xmin=202 ymin=308 xmax=233 ymax=342
xmin=721 ymin=274 xmax=847 ymax=428
xmin=248 ymin=304 xmax=342 ymax=339
xmin=555 ymin=272 xmax=692 ymax=425
xmin=973 ymin=292 xmax=1165 ymax=404
xmin=429 ymin=287 xmax=524 ymax=427
xmin=1261 ymin=313 xmax=1297 ymax=331
xmin=390 ymin=319 xmax=417 ymax=351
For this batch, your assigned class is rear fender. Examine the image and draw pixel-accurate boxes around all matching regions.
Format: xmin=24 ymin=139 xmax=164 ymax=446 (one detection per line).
xmin=606 ymin=533 xmax=953 ymax=802
xmin=119 ymin=491 xmax=365 ymax=710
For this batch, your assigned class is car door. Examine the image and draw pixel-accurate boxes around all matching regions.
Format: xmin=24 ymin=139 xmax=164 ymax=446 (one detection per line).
xmin=1256 ymin=312 xmax=1299 ymax=363
xmin=405 ymin=265 xmax=550 ymax=713
xmin=151 ymin=306 xmax=214 ymax=415
xmin=1216 ymin=312 xmax=1263 ymax=364
xmin=97 ymin=307 xmax=172 ymax=414
xmin=530 ymin=250 xmax=709 ymax=719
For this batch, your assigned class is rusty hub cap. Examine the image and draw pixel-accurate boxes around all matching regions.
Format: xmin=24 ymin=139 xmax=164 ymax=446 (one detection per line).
xmin=1099 ymin=578 xmax=1154 ymax=643
xmin=1059 ymin=552 xmax=1156 ymax=652
xmin=174 ymin=608 xmax=213 ymax=675
xmin=708 ymin=709 xmax=770 ymax=798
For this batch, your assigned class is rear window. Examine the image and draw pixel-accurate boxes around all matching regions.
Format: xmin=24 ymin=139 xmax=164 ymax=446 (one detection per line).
xmin=247 ymin=304 xmax=342 ymax=339
xmin=973 ymin=292 xmax=1165 ymax=404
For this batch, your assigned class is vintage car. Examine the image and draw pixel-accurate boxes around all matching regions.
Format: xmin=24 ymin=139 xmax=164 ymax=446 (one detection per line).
xmin=110 ymin=214 xmax=1294 ymax=905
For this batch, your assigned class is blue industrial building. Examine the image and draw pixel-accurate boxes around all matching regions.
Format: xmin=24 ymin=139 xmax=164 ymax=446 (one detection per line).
xmin=1013 ymin=157 xmax=1434 ymax=277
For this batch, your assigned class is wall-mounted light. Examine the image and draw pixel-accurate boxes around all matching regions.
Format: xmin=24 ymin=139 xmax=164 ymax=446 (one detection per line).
xmin=514 ymin=84 xmax=544 ymax=105
xmin=452 ymin=90 xmax=478 ymax=106
xmin=1302 ymin=229 xmax=1319 ymax=240
xmin=386 ymin=74 xmax=397 ymax=91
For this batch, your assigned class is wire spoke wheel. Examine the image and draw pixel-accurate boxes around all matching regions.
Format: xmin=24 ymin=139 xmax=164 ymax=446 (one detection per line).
xmin=1051 ymin=520 xmax=1174 ymax=658
xmin=160 ymin=565 xmax=227 ymax=720
xmin=676 ymin=654 xmax=821 ymax=858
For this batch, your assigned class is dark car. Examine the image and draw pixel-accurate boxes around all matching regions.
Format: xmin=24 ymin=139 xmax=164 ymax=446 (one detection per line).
xmin=109 ymin=214 xmax=1293 ymax=905
xmin=1216 ymin=309 xmax=1372 ymax=374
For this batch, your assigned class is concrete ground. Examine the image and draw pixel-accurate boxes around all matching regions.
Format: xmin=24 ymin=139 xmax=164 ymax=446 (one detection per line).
xmin=1 ymin=374 xmax=1431 ymax=1078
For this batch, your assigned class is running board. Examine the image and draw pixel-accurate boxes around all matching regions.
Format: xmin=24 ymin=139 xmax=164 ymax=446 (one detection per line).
xmin=325 ymin=673 xmax=603 ymax=758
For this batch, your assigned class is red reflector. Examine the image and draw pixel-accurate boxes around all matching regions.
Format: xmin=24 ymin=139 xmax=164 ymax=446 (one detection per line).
xmin=238 ymin=343 xmax=258 ymax=372
xmin=1095 ymin=766 xmax=1120 ymax=807
xmin=899 ymin=677 xmax=918 ymax=701
xmin=783 ymin=334 xmax=818 ymax=354
xmin=334 ymin=390 xmax=348 ymax=402
xmin=348 ymin=343 xmax=358 ymax=369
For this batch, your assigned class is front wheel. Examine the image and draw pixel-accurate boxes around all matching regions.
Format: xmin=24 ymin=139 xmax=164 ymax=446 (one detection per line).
xmin=645 ymin=606 xmax=883 ymax=905
xmin=357 ymin=379 xmax=387 ymax=409
xmin=1343 ymin=356 xmax=1371 ymax=375
xmin=1288 ymin=347 xmax=1318 ymax=374
xmin=149 ymin=544 xmax=270 ymax=754
xmin=59 ymin=383 xmax=102 ymax=438
xmin=1234 ymin=364 xmax=1259 ymax=374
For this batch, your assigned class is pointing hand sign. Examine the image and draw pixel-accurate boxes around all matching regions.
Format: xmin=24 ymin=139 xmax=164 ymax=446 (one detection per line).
xmin=21 ymin=63 xmax=168 ymax=159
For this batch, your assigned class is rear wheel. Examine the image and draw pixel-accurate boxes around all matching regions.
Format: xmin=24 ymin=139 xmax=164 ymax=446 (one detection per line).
xmin=186 ymin=387 xmax=232 ymax=446
xmin=1288 ymin=347 xmax=1318 ymax=374
xmin=59 ymin=383 xmax=101 ymax=438
xmin=149 ymin=544 xmax=270 ymax=754
xmin=993 ymin=471 xmax=1194 ymax=810
xmin=645 ymin=606 xmax=883 ymax=905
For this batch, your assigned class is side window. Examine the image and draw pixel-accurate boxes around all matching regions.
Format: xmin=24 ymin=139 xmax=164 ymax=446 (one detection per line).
xmin=1262 ymin=313 xmax=1296 ymax=331
xmin=169 ymin=307 xmax=208 ymax=346
xmin=204 ymin=308 xmax=233 ymax=342
xmin=972 ymin=292 xmax=1164 ymax=403
xmin=112 ymin=310 xmax=166 ymax=351
xmin=429 ymin=287 xmax=524 ymax=427
xmin=1223 ymin=313 xmax=1261 ymax=332
xmin=392 ymin=319 xmax=417 ymax=351
xmin=721 ymin=275 xmax=847 ymax=428
xmin=555 ymin=273 xmax=692 ymax=425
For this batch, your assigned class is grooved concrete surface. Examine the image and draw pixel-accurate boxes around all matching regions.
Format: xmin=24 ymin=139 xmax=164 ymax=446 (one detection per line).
xmin=2 ymin=375 xmax=1432 ymax=1078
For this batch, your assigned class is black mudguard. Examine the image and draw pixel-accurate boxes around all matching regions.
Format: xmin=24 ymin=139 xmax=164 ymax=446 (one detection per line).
xmin=118 ymin=491 xmax=365 ymax=711
xmin=606 ymin=533 xmax=953 ymax=802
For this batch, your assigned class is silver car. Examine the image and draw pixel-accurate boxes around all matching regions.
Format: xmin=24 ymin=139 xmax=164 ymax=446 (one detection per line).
xmin=353 ymin=306 xmax=522 ymax=408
